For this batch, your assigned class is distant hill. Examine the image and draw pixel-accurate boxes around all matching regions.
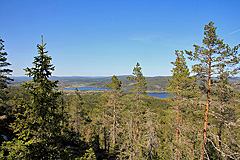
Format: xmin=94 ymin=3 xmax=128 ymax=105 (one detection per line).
xmin=11 ymin=76 xmax=240 ymax=92
xmin=10 ymin=75 xmax=170 ymax=92
xmin=55 ymin=75 xmax=169 ymax=92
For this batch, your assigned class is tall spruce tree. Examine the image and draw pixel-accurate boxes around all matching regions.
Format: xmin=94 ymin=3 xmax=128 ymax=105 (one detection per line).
xmin=0 ymin=37 xmax=13 ymax=102
xmin=3 ymin=36 xmax=69 ymax=159
xmin=186 ymin=21 xmax=240 ymax=160
xmin=0 ymin=36 xmax=13 ymax=156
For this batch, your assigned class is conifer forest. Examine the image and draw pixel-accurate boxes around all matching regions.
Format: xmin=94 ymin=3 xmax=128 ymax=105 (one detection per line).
xmin=1 ymin=22 xmax=240 ymax=159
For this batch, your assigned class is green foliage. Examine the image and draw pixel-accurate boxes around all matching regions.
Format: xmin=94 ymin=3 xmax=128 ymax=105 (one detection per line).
xmin=3 ymin=37 xmax=70 ymax=159
xmin=78 ymin=148 xmax=96 ymax=160
xmin=186 ymin=21 xmax=240 ymax=159
xmin=105 ymin=75 xmax=122 ymax=91
xmin=0 ymin=37 xmax=13 ymax=102
xmin=127 ymin=62 xmax=147 ymax=94
xmin=1 ymin=138 xmax=28 ymax=159
xmin=105 ymin=75 xmax=122 ymax=146
xmin=166 ymin=50 xmax=200 ymax=159
xmin=186 ymin=21 xmax=239 ymax=83
xmin=167 ymin=50 xmax=198 ymax=99
xmin=1 ymin=22 xmax=240 ymax=159
xmin=74 ymin=88 xmax=86 ymax=134
xmin=0 ymin=36 xmax=14 ymax=157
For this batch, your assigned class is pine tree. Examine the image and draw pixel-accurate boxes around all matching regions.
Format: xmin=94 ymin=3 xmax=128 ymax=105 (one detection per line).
xmin=126 ymin=62 xmax=147 ymax=159
xmin=186 ymin=21 xmax=240 ymax=160
xmin=127 ymin=62 xmax=147 ymax=138
xmin=98 ymin=93 xmax=110 ymax=152
xmin=0 ymin=37 xmax=13 ymax=102
xmin=211 ymin=43 xmax=240 ymax=159
xmin=74 ymin=88 xmax=84 ymax=134
xmin=167 ymin=50 xmax=198 ymax=159
xmin=105 ymin=75 xmax=122 ymax=146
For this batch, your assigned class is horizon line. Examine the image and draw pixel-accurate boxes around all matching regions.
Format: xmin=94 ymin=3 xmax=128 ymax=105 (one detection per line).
xmin=10 ymin=74 xmax=171 ymax=78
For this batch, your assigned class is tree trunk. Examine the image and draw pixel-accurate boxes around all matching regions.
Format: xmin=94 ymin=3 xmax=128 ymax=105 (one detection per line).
xmin=113 ymin=92 xmax=116 ymax=145
xmin=75 ymin=98 xmax=79 ymax=133
xmin=131 ymin=105 xmax=134 ymax=144
xmin=86 ymin=126 xmax=90 ymax=142
xmin=218 ymin=107 xmax=223 ymax=160
xmin=201 ymin=50 xmax=211 ymax=160
xmin=175 ymin=85 xmax=180 ymax=160
xmin=61 ymin=88 xmax=64 ymax=114
xmin=193 ymin=140 xmax=195 ymax=160
xmin=103 ymin=108 xmax=107 ymax=151
xmin=136 ymin=87 xmax=140 ymax=140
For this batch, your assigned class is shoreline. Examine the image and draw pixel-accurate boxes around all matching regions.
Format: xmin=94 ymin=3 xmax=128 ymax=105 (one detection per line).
xmin=61 ymin=86 xmax=167 ymax=94
xmin=146 ymin=91 xmax=167 ymax=93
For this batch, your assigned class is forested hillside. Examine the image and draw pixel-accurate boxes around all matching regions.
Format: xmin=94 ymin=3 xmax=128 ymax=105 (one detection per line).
xmin=11 ymin=76 xmax=169 ymax=92
xmin=1 ymin=22 xmax=240 ymax=160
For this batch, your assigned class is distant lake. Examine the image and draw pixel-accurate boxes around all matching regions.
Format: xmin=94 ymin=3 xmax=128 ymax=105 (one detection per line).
xmin=146 ymin=92 xmax=169 ymax=98
xmin=64 ymin=87 xmax=169 ymax=98
xmin=65 ymin=87 xmax=109 ymax=91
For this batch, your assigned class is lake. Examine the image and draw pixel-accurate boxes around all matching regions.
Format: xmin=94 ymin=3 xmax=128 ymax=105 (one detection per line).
xmin=146 ymin=92 xmax=169 ymax=98
xmin=64 ymin=87 xmax=169 ymax=98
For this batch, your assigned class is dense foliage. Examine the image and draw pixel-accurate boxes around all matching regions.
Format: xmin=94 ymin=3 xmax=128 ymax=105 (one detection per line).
xmin=0 ymin=22 xmax=240 ymax=159
xmin=0 ymin=37 xmax=13 ymax=149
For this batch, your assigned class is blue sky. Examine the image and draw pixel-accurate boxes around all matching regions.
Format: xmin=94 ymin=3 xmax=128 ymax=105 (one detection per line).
xmin=1 ymin=0 xmax=240 ymax=76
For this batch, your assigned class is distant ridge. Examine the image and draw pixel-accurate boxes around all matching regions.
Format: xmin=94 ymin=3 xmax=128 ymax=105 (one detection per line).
xmin=10 ymin=75 xmax=170 ymax=92
xmin=11 ymin=76 xmax=32 ymax=82
xmin=10 ymin=75 xmax=240 ymax=92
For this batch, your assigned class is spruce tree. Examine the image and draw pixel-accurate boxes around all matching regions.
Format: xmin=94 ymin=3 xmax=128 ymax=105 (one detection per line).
xmin=0 ymin=37 xmax=13 ymax=102
xmin=186 ymin=21 xmax=240 ymax=160
xmin=3 ymin=36 xmax=69 ymax=159
xmin=0 ymin=37 xmax=14 ymax=154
